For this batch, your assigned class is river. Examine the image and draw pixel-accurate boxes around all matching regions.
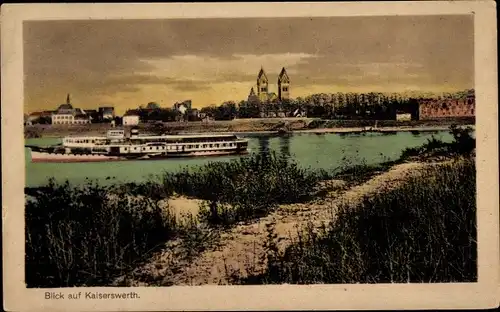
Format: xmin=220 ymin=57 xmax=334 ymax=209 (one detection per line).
xmin=24 ymin=131 xmax=454 ymax=187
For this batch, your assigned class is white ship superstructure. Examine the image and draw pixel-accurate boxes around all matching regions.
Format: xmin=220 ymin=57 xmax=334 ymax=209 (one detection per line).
xmin=27 ymin=129 xmax=249 ymax=163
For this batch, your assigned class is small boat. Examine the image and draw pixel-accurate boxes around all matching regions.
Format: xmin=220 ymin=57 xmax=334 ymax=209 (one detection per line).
xmin=26 ymin=129 xmax=249 ymax=163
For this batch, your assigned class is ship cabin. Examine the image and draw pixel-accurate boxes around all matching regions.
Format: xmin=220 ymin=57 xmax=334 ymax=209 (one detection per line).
xmin=62 ymin=136 xmax=107 ymax=147
xmin=129 ymin=134 xmax=248 ymax=154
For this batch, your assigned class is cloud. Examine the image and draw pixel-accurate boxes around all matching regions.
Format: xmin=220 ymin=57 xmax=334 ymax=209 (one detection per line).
xmin=137 ymin=53 xmax=318 ymax=84
xmin=23 ymin=16 xmax=474 ymax=114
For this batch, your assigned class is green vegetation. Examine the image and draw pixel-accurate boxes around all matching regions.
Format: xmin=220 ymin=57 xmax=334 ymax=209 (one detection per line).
xmin=235 ymin=157 xmax=476 ymax=284
xmin=25 ymin=180 xmax=178 ymax=287
xmin=25 ymin=152 xmax=321 ymax=287
xmin=225 ymin=89 xmax=474 ymax=120
xmin=401 ymin=125 xmax=475 ymax=160
xmin=119 ymin=152 xmax=321 ymax=226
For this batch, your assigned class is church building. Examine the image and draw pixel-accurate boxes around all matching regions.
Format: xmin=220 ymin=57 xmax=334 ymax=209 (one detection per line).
xmin=248 ymin=67 xmax=290 ymax=103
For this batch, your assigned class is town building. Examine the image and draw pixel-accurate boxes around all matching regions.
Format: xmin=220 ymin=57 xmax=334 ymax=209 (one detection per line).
xmin=418 ymin=94 xmax=475 ymax=120
xmin=248 ymin=67 xmax=290 ymax=103
xmin=51 ymin=94 xmax=91 ymax=125
xmin=396 ymin=112 xmax=412 ymax=121
xmin=123 ymin=110 xmax=140 ymax=126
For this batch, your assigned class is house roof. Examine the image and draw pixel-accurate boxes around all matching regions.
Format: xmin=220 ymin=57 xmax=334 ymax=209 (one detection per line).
xmin=57 ymin=104 xmax=73 ymax=110
xmin=124 ymin=110 xmax=140 ymax=116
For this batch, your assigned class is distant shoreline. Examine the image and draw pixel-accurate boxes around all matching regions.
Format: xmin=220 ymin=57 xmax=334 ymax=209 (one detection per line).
xmin=202 ymin=125 xmax=475 ymax=135
xmin=24 ymin=118 xmax=475 ymax=139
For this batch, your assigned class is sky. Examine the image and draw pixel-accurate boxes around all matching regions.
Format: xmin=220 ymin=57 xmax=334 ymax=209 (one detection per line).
xmin=24 ymin=15 xmax=474 ymax=115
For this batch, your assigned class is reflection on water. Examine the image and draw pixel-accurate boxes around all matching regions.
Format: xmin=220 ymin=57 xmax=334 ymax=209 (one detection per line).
xmin=256 ymin=135 xmax=270 ymax=154
xmin=25 ymin=131 xmax=456 ymax=187
xmin=278 ymin=135 xmax=291 ymax=157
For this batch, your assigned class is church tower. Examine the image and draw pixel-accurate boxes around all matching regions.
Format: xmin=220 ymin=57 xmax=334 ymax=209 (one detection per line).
xmin=256 ymin=67 xmax=269 ymax=102
xmin=278 ymin=67 xmax=290 ymax=101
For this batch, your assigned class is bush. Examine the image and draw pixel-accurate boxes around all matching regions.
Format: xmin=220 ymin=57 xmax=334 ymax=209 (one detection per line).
xmin=25 ymin=179 xmax=178 ymax=287
xmin=240 ymin=158 xmax=477 ymax=284
xmin=401 ymin=125 xmax=475 ymax=160
xmin=162 ymin=152 xmax=319 ymax=226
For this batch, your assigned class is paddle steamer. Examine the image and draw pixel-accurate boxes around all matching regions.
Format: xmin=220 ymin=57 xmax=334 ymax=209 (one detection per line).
xmin=26 ymin=129 xmax=249 ymax=162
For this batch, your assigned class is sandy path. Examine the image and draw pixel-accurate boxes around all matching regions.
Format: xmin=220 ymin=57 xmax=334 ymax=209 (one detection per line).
xmin=115 ymin=161 xmax=439 ymax=286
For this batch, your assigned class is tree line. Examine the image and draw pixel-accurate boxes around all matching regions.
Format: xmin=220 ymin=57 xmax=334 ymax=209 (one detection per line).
xmin=199 ymin=89 xmax=474 ymax=121
xmin=26 ymin=89 xmax=474 ymax=125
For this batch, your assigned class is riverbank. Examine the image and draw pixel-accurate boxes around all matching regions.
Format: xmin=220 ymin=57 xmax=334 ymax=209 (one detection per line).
xmin=113 ymin=156 xmax=475 ymax=286
xmin=24 ymin=117 xmax=475 ymax=138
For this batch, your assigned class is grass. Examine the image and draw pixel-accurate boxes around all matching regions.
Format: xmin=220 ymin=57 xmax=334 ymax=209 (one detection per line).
xmin=25 ymin=180 xmax=178 ymax=287
xmin=25 ymin=152 xmax=321 ymax=287
xmin=235 ymin=157 xmax=476 ymax=284
xmin=117 ymin=152 xmax=321 ymax=227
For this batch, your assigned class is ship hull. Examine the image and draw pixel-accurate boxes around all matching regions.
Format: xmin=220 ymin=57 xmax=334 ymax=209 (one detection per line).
xmin=29 ymin=150 xmax=248 ymax=163
xmin=30 ymin=151 xmax=125 ymax=163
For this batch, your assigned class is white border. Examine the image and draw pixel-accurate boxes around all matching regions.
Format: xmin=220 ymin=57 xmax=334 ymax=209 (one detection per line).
xmin=2 ymin=2 xmax=499 ymax=311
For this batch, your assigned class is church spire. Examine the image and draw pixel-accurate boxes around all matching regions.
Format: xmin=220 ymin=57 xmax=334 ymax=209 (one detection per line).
xmin=278 ymin=67 xmax=290 ymax=101
xmin=278 ymin=67 xmax=289 ymax=82
xmin=257 ymin=66 xmax=267 ymax=80
xmin=66 ymin=93 xmax=71 ymax=105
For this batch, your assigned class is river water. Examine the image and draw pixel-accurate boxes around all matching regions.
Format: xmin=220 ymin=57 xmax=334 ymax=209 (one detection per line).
xmin=25 ymin=131 xmax=454 ymax=187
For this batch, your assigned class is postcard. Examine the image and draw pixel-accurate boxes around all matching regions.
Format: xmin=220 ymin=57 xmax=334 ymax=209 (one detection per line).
xmin=2 ymin=2 xmax=499 ymax=311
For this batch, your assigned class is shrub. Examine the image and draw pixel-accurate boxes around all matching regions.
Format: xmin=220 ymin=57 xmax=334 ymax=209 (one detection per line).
xmin=161 ymin=152 xmax=319 ymax=226
xmin=25 ymin=179 xmax=178 ymax=287
xmin=401 ymin=125 xmax=475 ymax=160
